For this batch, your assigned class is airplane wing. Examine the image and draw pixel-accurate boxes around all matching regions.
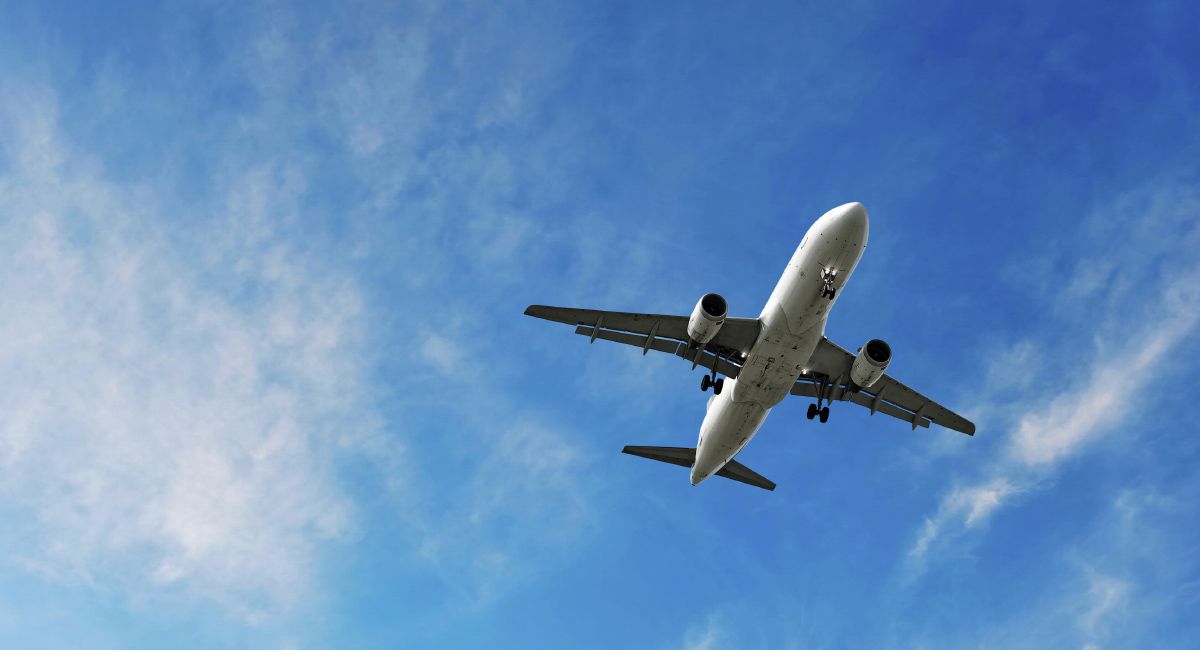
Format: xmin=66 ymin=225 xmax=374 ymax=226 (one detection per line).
xmin=524 ymin=305 xmax=761 ymax=378
xmin=525 ymin=305 xmax=974 ymax=435
xmin=791 ymin=338 xmax=976 ymax=435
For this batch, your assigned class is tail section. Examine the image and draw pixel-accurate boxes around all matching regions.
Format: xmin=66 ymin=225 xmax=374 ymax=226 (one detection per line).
xmin=621 ymin=446 xmax=776 ymax=491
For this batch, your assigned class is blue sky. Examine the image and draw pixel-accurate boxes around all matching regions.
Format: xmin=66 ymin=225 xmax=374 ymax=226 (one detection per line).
xmin=0 ymin=0 xmax=1197 ymax=647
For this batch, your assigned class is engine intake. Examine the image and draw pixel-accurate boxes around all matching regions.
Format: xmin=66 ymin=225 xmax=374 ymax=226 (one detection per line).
xmin=687 ymin=293 xmax=728 ymax=344
xmin=850 ymin=339 xmax=891 ymax=388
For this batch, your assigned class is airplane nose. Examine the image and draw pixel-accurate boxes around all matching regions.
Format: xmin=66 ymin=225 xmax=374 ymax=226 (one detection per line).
xmin=837 ymin=202 xmax=868 ymax=229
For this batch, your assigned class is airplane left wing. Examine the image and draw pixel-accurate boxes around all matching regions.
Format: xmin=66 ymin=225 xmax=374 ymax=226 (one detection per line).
xmin=792 ymin=337 xmax=976 ymax=435
xmin=524 ymin=305 xmax=761 ymax=378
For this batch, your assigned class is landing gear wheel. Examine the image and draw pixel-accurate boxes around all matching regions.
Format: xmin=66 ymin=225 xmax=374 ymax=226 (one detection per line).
xmin=828 ymin=288 xmax=836 ymax=299
xmin=700 ymin=375 xmax=711 ymax=392
xmin=807 ymin=403 xmax=817 ymax=420
xmin=714 ymin=378 xmax=724 ymax=395
xmin=819 ymin=406 xmax=829 ymax=423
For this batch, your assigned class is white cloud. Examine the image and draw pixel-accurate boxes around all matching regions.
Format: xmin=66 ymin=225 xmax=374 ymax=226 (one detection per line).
xmin=680 ymin=615 xmax=724 ymax=650
xmin=420 ymin=333 xmax=467 ymax=375
xmin=0 ymin=86 xmax=387 ymax=617
xmin=906 ymin=478 xmax=1021 ymax=570
xmin=1009 ymin=282 xmax=1198 ymax=466
xmin=906 ymin=179 xmax=1200 ymax=571
xmin=0 ymin=4 xmax=613 ymax=620
xmin=1076 ymin=568 xmax=1130 ymax=648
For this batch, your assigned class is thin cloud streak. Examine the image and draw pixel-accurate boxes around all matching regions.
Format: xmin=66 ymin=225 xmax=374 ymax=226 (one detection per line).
xmin=906 ymin=179 xmax=1200 ymax=573
xmin=1010 ymin=290 xmax=1198 ymax=466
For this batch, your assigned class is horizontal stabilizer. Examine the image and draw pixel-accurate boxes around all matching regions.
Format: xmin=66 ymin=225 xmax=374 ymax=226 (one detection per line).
xmin=621 ymin=446 xmax=776 ymax=491
xmin=622 ymin=445 xmax=695 ymax=468
xmin=715 ymin=460 xmax=776 ymax=491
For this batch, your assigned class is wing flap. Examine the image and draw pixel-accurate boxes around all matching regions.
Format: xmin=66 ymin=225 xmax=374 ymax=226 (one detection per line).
xmin=576 ymin=325 xmax=742 ymax=377
xmin=850 ymin=391 xmax=931 ymax=428
xmin=573 ymin=326 xmax=684 ymax=355
xmin=675 ymin=345 xmax=744 ymax=379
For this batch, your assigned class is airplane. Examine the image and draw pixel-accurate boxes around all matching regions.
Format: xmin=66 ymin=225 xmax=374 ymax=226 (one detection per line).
xmin=525 ymin=202 xmax=974 ymax=491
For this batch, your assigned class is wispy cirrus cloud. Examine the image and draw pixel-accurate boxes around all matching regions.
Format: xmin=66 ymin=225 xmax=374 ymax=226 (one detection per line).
xmin=1076 ymin=568 xmax=1130 ymax=650
xmin=906 ymin=178 xmax=1200 ymax=576
xmin=678 ymin=614 xmax=725 ymax=650
xmin=0 ymin=4 xmax=604 ymax=618
xmin=0 ymin=84 xmax=391 ymax=618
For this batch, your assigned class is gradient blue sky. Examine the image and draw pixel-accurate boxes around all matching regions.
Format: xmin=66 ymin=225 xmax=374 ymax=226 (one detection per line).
xmin=0 ymin=1 xmax=1197 ymax=648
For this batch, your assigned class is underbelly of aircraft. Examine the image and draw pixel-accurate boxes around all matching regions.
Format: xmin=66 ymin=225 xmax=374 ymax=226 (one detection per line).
xmin=733 ymin=322 xmax=822 ymax=408
xmin=693 ymin=389 xmax=770 ymax=482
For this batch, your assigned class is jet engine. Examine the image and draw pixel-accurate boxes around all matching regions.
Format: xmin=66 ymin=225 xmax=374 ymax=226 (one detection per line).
xmin=850 ymin=339 xmax=891 ymax=388
xmin=687 ymin=293 xmax=728 ymax=344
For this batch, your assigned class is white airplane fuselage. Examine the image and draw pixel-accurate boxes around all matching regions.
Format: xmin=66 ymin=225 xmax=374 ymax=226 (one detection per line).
xmin=690 ymin=202 xmax=869 ymax=485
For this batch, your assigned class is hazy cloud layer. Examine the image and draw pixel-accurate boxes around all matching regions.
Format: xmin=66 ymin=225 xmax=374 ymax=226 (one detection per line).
xmin=0 ymin=5 xmax=601 ymax=617
xmin=0 ymin=86 xmax=383 ymax=617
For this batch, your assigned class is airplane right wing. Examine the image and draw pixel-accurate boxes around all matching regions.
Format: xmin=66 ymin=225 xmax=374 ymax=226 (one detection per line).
xmin=791 ymin=337 xmax=976 ymax=435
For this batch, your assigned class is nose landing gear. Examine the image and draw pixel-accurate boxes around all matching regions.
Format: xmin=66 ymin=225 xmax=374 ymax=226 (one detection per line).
xmin=820 ymin=267 xmax=838 ymax=299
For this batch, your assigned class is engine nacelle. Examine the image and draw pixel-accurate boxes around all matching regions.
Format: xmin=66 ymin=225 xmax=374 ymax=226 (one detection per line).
xmin=687 ymin=293 xmax=728 ymax=345
xmin=850 ymin=339 xmax=891 ymax=388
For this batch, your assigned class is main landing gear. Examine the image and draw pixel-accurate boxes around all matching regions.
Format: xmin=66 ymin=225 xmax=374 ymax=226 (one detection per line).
xmin=701 ymin=374 xmax=724 ymax=395
xmin=807 ymin=373 xmax=831 ymax=423
xmin=698 ymin=347 xmax=725 ymax=395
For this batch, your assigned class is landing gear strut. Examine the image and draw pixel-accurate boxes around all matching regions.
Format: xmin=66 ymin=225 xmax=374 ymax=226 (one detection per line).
xmin=806 ymin=374 xmax=831 ymax=423
xmin=699 ymin=349 xmax=725 ymax=395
